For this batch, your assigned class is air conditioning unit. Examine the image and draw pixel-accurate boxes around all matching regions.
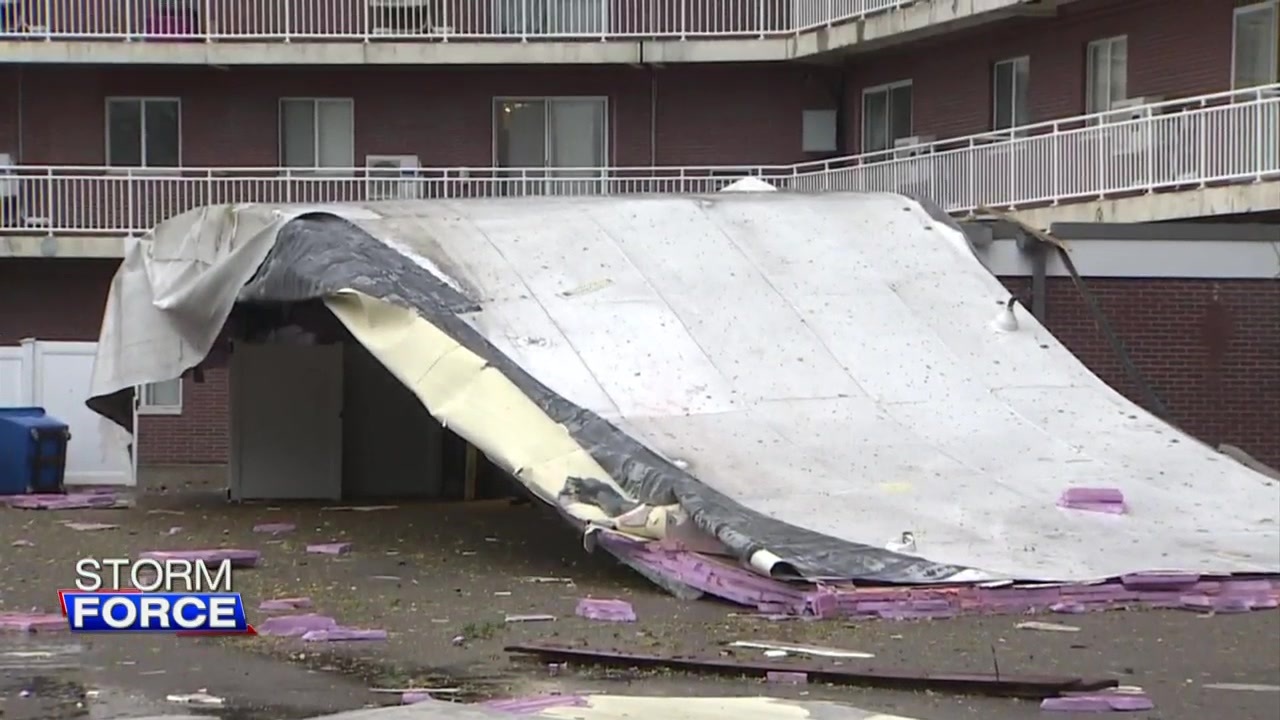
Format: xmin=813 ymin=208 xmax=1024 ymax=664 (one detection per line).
xmin=892 ymin=135 xmax=937 ymax=159
xmin=367 ymin=0 xmax=430 ymax=34
xmin=1103 ymin=96 xmax=1166 ymax=123
xmin=366 ymin=155 xmax=422 ymax=200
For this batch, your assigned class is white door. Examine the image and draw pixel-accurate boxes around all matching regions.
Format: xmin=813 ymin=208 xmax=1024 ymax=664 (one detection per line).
xmin=230 ymin=342 xmax=343 ymax=501
xmin=0 ymin=347 xmax=26 ymax=406
xmin=21 ymin=340 xmax=131 ymax=485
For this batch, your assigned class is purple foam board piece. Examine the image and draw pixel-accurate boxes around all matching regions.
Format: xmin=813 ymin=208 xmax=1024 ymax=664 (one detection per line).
xmin=139 ymin=549 xmax=261 ymax=568
xmin=5 ymin=493 xmax=123 ymax=510
xmin=767 ymin=671 xmax=809 ymax=685
xmin=1049 ymin=601 xmax=1089 ymax=614
xmin=402 ymin=692 xmax=433 ymax=705
xmin=253 ymin=523 xmax=296 ymax=534
xmin=306 ymin=542 xmax=352 ymax=555
xmin=301 ymin=627 xmax=388 ymax=642
xmin=0 ymin=613 xmax=67 ymax=632
xmin=258 ymin=614 xmax=338 ymax=637
xmin=1180 ymin=595 xmax=1254 ymax=613
xmin=1041 ymin=694 xmax=1154 ymax=712
xmin=482 ymin=695 xmax=590 ymax=714
xmin=1058 ymin=488 xmax=1127 ymax=514
xmin=259 ymin=597 xmax=313 ymax=612
xmin=575 ymin=598 xmax=637 ymax=622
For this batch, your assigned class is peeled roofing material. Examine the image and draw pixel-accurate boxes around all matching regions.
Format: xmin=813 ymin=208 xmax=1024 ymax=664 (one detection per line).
xmin=86 ymin=192 xmax=1280 ymax=587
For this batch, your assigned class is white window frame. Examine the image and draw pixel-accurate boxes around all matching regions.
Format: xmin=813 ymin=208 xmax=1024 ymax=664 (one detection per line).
xmin=1232 ymin=1 xmax=1279 ymax=89
xmin=861 ymin=80 xmax=913 ymax=154
xmin=278 ymin=97 xmax=356 ymax=173
xmin=137 ymin=379 xmax=183 ymax=416
xmin=1085 ymin=35 xmax=1129 ymax=114
xmin=104 ymin=97 xmax=182 ymax=174
xmin=490 ymin=96 xmax=611 ymax=168
xmin=992 ymin=56 xmax=1031 ymax=132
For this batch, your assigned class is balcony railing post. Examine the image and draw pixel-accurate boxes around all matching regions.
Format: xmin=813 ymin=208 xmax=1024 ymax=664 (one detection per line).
xmin=126 ymin=169 xmax=137 ymax=234
xmin=203 ymin=0 xmax=212 ymax=40
xmin=41 ymin=0 xmax=51 ymax=40
xmin=1254 ymin=97 xmax=1264 ymax=181
xmin=43 ymin=169 xmax=54 ymax=236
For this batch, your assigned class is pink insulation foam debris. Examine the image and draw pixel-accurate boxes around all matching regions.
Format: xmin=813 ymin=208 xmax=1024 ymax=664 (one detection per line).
xmin=259 ymin=597 xmax=313 ymax=612
xmin=139 ymin=549 xmax=261 ymax=568
xmin=0 ymin=613 xmax=67 ymax=632
xmin=482 ymin=695 xmax=590 ymax=714
xmin=4 ymin=492 xmax=127 ymax=510
xmin=574 ymin=598 xmax=637 ymax=622
xmin=1041 ymin=692 xmax=1154 ymax=712
xmin=402 ymin=692 xmax=433 ymax=705
xmin=301 ymin=627 xmax=388 ymax=642
xmin=1057 ymin=487 xmax=1127 ymax=514
xmin=306 ymin=542 xmax=352 ymax=555
xmin=253 ymin=523 xmax=296 ymax=534
xmin=258 ymin=614 xmax=338 ymax=637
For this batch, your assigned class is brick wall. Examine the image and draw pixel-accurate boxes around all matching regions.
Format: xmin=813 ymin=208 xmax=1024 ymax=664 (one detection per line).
xmin=1000 ymin=276 xmax=1280 ymax=468
xmin=2 ymin=257 xmax=1276 ymax=469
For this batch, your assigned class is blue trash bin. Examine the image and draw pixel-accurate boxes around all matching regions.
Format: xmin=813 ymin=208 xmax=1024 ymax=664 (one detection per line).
xmin=0 ymin=407 xmax=71 ymax=495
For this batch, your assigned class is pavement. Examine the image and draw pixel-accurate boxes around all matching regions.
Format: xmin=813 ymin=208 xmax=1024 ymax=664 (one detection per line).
xmin=2 ymin=473 xmax=1279 ymax=719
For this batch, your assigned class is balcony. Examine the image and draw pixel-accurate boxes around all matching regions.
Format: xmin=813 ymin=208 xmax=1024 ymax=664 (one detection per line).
xmin=1 ymin=84 xmax=1276 ymax=239
xmin=0 ymin=0 xmax=1023 ymax=64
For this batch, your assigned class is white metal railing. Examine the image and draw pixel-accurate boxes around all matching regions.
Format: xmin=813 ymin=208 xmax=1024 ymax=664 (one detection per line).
xmin=0 ymin=85 xmax=1276 ymax=236
xmin=0 ymin=0 xmax=911 ymax=40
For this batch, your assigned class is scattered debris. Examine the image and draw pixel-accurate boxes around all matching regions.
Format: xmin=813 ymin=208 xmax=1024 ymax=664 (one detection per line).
xmin=139 ymin=549 xmax=261 ymax=568
xmin=372 ymin=575 xmax=402 ymax=581
xmin=728 ymin=640 xmax=874 ymax=659
xmin=505 ymin=643 xmax=1118 ymax=699
xmin=482 ymin=696 xmax=590 ymax=714
xmin=258 ymin=614 xmax=339 ymax=638
xmin=11 ymin=539 xmax=34 ymax=547
xmin=163 ymin=526 xmax=184 ymax=536
xmin=253 ymin=522 xmax=297 ymax=534
xmin=0 ymin=613 xmax=67 ymax=632
xmin=166 ymin=690 xmax=225 ymax=706
xmin=147 ymin=508 xmax=185 ymax=515
xmin=1057 ymin=487 xmax=1127 ymax=514
xmin=307 ymin=542 xmax=352 ymax=555
xmin=575 ymin=598 xmax=636 ymax=622
xmin=767 ymin=671 xmax=809 ymax=685
xmin=763 ymin=650 xmax=788 ymax=658
xmin=301 ymin=628 xmax=388 ymax=642
xmin=321 ymin=505 xmax=398 ymax=512
xmin=505 ymin=614 xmax=556 ymax=624
xmin=523 ymin=576 xmax=574 ymax=584
xmin=1203 ymin=683 xmax=1280 ymax=692
xmin=63 ymin=521 xmax=119 ymax=532
xmin=259 ymin=597 xmax=313 ymax=612
xmin=1041 ymin=687 xmax=1153 ymax=712
xmin=1016 ymin=621 xmax=1081 ymax=633
xmin=4 ymin=492 xmax=130 ymax=510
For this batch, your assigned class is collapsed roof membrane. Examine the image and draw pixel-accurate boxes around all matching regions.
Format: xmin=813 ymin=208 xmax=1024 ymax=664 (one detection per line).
xmin=87 ymin=194 xmax=1280 ymax=599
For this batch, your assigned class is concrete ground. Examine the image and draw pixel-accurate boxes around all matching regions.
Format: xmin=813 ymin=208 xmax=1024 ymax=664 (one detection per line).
xmin=1 ymin=468 xmax=1278 ymax=719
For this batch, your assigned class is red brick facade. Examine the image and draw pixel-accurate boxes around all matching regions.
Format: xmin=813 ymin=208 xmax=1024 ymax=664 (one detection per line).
xmin=1 ymin=258 xmax=1277 ymax=468
xmin=0 ymin=0 xmax=1256 ymax=168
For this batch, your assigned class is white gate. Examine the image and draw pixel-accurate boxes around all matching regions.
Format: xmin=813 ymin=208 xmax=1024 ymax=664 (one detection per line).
xmin=0 ymin=340 xmax=132 ymax=486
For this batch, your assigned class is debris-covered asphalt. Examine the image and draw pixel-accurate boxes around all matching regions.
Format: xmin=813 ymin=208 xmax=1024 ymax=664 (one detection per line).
xmin=1 ymin=470 xmax=1278 ymax=720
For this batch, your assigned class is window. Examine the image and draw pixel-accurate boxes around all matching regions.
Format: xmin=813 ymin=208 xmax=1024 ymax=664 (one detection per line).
xmin=993 ymin=56 xmax=1031 ymax=131
xmin=279 ymin=98 xmax=355 ymax=169
xmin=138 ymin=379 xmax=182 ymax=415
xmin=106 ymin=98 xmax=181 ymax=168
xmin=802 ymin=109 xmax=839 ymax=153
xmin=494 ymin=97 xmax=607 ymax=171
xmin=1086 ymin=36 xmax=1128 ymax=113
xmin=1234 ymin=2 xmax=1279 ymax=88
xmin=861 ymin=81 xmax=913 ymax=154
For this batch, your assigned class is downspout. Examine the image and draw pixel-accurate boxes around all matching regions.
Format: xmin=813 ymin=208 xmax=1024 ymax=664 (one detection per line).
xmin=649 ymin=66 xmax=658 ymax=166
xmin=16 ymin=66 xmax=23 ymax=161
